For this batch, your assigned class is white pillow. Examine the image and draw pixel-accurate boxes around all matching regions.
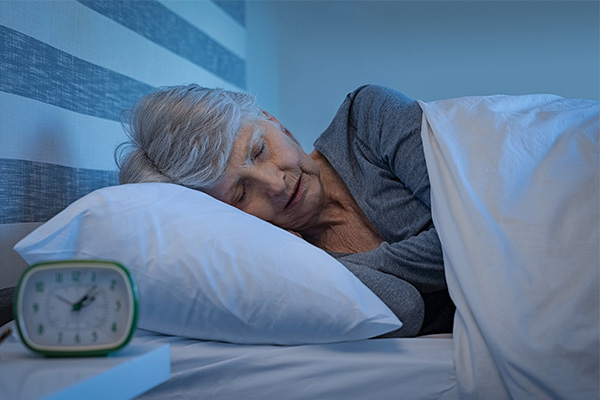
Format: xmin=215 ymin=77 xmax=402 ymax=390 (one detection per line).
xmin=14 ymin=183 xmax=401 ymax=344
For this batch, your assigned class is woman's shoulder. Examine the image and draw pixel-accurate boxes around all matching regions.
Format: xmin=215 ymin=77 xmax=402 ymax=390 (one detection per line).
xmin=314 ymin=84 xmax=419 ymax=161
xmin=347 ymin=84 xmax=416 ymax=113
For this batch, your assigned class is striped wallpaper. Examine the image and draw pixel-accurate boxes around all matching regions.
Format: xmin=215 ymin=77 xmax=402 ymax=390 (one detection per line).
xmin=0 ymin=0 xmax=247 ymax=289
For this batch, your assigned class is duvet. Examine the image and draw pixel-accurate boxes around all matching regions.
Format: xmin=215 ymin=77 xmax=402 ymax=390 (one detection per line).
xmin=419 ymin=94 xmax=599 ymax=399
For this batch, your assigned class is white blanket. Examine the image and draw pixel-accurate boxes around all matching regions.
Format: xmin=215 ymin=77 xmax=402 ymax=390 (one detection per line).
xmin=419 ymin=94 xmax=599 ymax=399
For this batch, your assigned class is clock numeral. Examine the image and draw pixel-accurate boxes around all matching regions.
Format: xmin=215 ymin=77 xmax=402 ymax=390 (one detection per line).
xmin=111 ymin=322 xmax=118 ymax=332
xmin=35 ymin=281 xmax=44 ymax=293
xmin=110 ymin=279 xmax=117 ymax=291
xmin=37 ymin=324 xmax=45 ymax=335
xmin=32 ymin=303 xmax=39 ymax=313
xmin=115 ymin=300 xmax=122 ymax=312
xmin=92 ymin=331 xmax=98 ymax=342
xmin=72 ymin=271 xmax=81 ymax=282
xmin=57 ymin=332 xmax=63 ymax=344
xmin=75 ymin=333 xmax=81 ymax=343
xmin=55 ymin=272 xmax=63 ymax=283
xmin=91 ymin=272 xmax=97 ymax=282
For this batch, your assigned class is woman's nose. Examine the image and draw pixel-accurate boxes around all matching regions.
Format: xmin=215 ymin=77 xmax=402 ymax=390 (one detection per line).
xmin=253 ymin=167 xmax=286 ymax=197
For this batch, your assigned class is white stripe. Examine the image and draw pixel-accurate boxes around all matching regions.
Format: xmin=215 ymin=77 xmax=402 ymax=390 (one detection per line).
xmin=0 ymin=0 xmax=244 ymax=91
xmin=0 ymin=223 xmax=41 ymax=289
xmin=0 ymin=92 xmax=124 ymax=171
xmin=159 ymin=0 xmax=246 ymax=59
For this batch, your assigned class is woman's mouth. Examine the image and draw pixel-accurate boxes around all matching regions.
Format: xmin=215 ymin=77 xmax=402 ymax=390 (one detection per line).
xmin=285 ymin=175 xmax=303 ymax=210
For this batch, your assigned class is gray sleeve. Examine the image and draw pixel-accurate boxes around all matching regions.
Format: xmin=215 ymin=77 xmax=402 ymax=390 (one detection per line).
xmin=348 ymin=84 xmax=432 ymax=208
xmin=316 ymin=85 xmax=452 ymax=334
xmin=336 ymin=227 xmax=446 ymax=294
xmin=340 ymin=260 xmax=424 ymax=337
xmin=341 ymin=85 xmax=446 ymax=293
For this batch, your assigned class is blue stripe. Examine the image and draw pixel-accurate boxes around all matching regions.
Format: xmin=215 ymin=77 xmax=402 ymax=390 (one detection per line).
xmin=0 ymin=159 xmax=118 ymax=224
xmin=77 ymin=0 xmax=246 ymax=89
xmin=212 ymin=0 xmax=246 ymax=27
xmin=0 ymin=25 xmax=154 ymax=121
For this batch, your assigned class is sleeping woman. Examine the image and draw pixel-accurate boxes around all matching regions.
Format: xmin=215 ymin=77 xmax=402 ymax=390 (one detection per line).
xmin=116 ymin=84 xmax=455 ymax=337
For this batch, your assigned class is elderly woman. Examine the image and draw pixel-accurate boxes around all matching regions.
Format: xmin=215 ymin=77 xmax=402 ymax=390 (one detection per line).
xmin=116 ymin=84 xmax=455 ymax=337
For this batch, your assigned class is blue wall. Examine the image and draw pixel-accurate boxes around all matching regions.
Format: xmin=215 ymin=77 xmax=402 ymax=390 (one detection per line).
xmin=0 ymin=0 xmax=247 ymax=288
xmin=261 ymin=1 xmax=600 ymax=150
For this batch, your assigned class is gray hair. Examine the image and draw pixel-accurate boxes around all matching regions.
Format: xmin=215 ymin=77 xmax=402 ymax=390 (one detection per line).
xmin=115 ymin=84 xmax=266 ymax=189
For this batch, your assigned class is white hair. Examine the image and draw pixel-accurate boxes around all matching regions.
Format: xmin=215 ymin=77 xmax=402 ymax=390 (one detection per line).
xmin=115 ymin=84 xmax=266 ymax=190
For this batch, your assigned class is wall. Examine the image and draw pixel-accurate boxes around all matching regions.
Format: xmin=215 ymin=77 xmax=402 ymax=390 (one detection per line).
xmin=246 ymin=0 xmax=280 ymax=117
xmin=266 ymin=1 xmax=600 ymax=151
xmin=0 ymin=0 xmax=248 ymax=289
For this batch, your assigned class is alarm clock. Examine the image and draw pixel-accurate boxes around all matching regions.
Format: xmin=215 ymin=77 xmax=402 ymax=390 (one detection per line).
xmin=14 ymin=260 xmax=138 ymax=356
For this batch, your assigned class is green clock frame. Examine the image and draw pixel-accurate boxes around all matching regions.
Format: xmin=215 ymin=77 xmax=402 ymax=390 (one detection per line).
xmin=14 ymin=260 xmax=139 ymax=357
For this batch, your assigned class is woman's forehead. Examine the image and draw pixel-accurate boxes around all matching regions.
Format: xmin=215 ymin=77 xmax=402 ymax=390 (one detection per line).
xmin=232 ymin=123 xmax=264 ymax=162
xmin=206 ymin=123 xmax=264 ymax=202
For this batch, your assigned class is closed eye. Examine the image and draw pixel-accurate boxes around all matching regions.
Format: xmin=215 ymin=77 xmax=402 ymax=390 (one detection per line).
xmin=252 ymin=140 xmax=266 ymax=161
xmin=233 ymin=181 xmax=248 ymax=206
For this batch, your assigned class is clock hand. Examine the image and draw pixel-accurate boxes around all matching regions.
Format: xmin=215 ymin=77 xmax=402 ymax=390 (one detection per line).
xmin=73 ymin=286 xmax=91 ymax=306
xmin=72 ymin=285 xmax=98 ymax=311
xmin=55 ymin=295 xmax=75 ymax=306
xmin=78 ymin=291 xmax=99 ymax=309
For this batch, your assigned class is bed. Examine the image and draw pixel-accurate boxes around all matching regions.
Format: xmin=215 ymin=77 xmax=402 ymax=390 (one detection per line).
xmin=131 ymin=330 xmax=456 ymax=399
xmin=2 ymin=93 xmax=598 ymax=399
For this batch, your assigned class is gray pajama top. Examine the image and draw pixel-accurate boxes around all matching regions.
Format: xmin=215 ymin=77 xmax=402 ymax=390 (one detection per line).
xmin=314 ymin=85 xmax=455 ymax=336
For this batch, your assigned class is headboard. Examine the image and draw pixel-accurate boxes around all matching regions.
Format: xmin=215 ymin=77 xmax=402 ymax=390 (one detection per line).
xmin=0 ymin=0 xmax=248 ymax=325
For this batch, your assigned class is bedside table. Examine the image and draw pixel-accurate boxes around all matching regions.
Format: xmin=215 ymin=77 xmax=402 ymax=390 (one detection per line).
xmin=0 ymin=330 xmax=170 ymax=400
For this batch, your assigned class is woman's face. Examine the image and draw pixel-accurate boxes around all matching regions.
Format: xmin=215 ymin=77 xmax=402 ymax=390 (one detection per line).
xmin=206 ymin=118 xmax=324 ymax=232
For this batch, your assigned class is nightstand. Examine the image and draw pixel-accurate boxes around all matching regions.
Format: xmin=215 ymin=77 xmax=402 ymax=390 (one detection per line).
xmin=0 ymin=330 xmax=170 ymax=400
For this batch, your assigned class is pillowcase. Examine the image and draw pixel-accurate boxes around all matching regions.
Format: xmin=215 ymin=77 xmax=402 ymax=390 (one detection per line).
xmin=14 ymin=183 xmax=401 ymax=344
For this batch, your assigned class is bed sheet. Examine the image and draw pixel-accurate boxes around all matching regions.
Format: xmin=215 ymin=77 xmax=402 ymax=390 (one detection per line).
xmin=135 ymin=329 xmax=457 ymax=400
xmin=419 ymin=94 xmax=599 ymax=399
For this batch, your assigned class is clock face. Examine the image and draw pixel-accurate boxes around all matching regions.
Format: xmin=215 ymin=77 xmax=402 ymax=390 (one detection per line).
xmin=15 ymin=260 xmax=138 ymax=356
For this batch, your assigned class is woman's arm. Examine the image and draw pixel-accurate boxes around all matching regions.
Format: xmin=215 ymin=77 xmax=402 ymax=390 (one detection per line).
xmin=340 ymin=260 xmax=425 ymax=337
xmin=347 ymin=84 xmax=432 ymax=208
xmin=316 ymin=84 xmax=455 ymax=335
xmin=337 ymin=227 xmax=446 ymax=294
